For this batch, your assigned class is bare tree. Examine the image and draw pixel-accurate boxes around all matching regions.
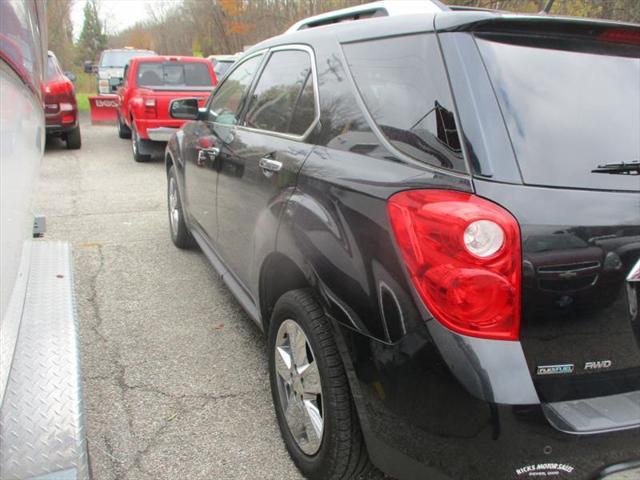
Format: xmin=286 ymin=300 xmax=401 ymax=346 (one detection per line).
xmin=108 ymin=0 xmax=640 ymax=57
xmin=46 ymin=0 xmax=75 ymax=69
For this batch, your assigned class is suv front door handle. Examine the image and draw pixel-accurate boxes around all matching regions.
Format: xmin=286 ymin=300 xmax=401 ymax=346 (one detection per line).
xmin=259 ymin=157 xmax=283 ymax=176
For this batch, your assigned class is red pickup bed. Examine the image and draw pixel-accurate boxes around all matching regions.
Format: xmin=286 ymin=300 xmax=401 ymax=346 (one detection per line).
xmin=116 ymin=56 xmax=217 ymax=161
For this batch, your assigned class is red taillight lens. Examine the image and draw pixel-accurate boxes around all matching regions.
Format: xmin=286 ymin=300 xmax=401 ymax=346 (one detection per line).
xmin=144 ymin=97 xmax=157 ymax=117
xmin=387 ymin=190 xmax=521 ymax=340
xmin=599 ymin=28 xmax=640 ymax=45
xmin=44 ymin=79 xmax=74 ymax=104
xmin=61 ymin=110 xmax=76 ymax=124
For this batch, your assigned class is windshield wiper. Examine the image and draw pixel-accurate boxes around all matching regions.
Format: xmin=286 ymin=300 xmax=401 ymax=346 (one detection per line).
xmin=591 ymin=161 xmax=639 ymax=175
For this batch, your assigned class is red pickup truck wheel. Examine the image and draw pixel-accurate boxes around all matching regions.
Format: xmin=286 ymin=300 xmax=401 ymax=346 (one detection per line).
xmin=117 ymin=113 xmax=131 ymax=139
xmin=131 ymin=124 xmax=150 ymax=162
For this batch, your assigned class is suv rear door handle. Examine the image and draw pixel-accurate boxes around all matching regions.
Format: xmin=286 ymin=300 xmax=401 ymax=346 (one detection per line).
xmin=259 ymin=157 xmax=282 ymax=175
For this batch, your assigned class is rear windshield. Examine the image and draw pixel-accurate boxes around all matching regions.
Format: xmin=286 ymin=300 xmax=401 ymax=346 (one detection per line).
xmin=47 ymin=55 xmax=62 ymax=81
xmin=100 ymin=50 xmax=154 ymax=67
xmin=476 ymin=34 xmax=640 ymax=191
xmin=136 ymin=62 xmax=212 ymax=88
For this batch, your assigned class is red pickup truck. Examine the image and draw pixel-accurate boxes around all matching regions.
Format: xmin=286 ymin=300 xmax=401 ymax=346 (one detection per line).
xmin=116 ymin=56 xmax=217 ymax=161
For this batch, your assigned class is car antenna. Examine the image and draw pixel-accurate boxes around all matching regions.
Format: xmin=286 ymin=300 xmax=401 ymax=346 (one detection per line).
xmin=540 ymin=0 xmax=555 ymax=14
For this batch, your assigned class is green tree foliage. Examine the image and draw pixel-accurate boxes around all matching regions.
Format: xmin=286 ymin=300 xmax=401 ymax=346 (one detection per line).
xmin=46 ymin=0 xmax=75 ymax=70
xmin=111 ymin=0 xmax=371 ymax=56
xmin=75 ymin=0 xmax=107 ymax=63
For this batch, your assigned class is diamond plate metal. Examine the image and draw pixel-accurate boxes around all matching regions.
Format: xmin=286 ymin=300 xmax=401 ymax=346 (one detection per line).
xmin=0 ymin=240 xmax=89 ymax=480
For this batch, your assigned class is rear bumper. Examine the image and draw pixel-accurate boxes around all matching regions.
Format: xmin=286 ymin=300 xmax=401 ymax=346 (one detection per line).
xmin=334 ymin=321 xmax=640 ymax=480
xmin=45 ymin=112 xmax=78 ymax=134
xmin=365 ymin=422 xmax=640 ymax=480
xmin=133 ymin=118 xmax=184 ymax=141
xmin=147 ymin=126 xmax=178 ymax=142
xmin=45 ymin=122 xmax=78 ymax=135
xmin=0 ymin=240 xmax=89 ymax=480
xmin=597 ymin=461 xmax=640 ymax=479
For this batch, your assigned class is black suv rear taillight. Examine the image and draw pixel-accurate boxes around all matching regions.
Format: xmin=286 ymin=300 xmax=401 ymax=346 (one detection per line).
xmin=388 ymin=190 xmax=521 ymax=340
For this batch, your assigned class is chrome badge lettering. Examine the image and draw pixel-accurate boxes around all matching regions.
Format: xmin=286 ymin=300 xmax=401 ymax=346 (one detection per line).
xmin=536 ymin=364 xmax=574 ymax=375
xmin=584 ymin=360 xmax=612 ymax=371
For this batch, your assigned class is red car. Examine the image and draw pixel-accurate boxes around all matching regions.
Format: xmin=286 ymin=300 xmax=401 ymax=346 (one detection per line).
xmin=116 ymin=56 xmax=217 ymax=162
xmin=44 ymin=51 xmax=81 ymax=149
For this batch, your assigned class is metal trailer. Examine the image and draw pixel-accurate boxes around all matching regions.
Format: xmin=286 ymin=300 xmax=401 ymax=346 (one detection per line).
xmin=1 ymin=1 xmax=89 ymax=478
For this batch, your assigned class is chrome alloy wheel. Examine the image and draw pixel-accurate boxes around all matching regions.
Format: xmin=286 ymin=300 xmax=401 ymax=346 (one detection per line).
xmin=275 ymin=319 xmax=324 ymax=455
xmin=168 ymin=176 xmax=179 ymax=234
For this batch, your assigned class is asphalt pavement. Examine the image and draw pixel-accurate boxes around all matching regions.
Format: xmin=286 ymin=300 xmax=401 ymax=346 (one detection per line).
xmin=36 ymin=115 xmax=638 ymax=480
xmin=37 ymin=115 xmax=304 ymax=480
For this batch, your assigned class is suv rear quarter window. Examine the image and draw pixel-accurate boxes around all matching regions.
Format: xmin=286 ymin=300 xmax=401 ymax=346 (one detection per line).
xmin=343 ymin=33 xmax=466 ymax=172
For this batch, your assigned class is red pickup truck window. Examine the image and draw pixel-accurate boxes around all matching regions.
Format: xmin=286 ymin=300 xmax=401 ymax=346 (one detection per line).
xmin=137 ymin=62 xmax=212 ymax=88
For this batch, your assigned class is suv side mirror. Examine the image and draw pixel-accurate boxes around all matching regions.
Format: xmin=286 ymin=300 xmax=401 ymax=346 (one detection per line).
xmin=170 ymin=98 xmax=201 ymax=120
xmin=64 ymin=71 xmax=77 ymax=83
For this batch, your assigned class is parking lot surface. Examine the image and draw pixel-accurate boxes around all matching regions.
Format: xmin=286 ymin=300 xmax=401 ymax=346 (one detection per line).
xmin=37 ymin=116 xmax=304 ymax=480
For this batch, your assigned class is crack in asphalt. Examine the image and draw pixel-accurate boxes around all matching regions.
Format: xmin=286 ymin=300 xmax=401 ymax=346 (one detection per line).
xmin=103 ymin=435 xmax=125 ymax=480
xmin=83 ymin=242 xmax=268 ymax=478
xmin=86 ymin=244 xmax=106 ymax=343
xmin=84 ymin=244 xmax=135 ymax=478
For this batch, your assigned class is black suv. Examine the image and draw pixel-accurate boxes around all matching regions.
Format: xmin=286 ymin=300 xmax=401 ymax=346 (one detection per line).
xmin=164 ymin=8 xmax=640 ymax=480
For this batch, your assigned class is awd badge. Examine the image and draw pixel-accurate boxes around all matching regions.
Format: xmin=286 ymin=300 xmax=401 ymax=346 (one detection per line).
xmin=536 ymin=364 xmax=574 ymax=375
xmin=584 ymin=360 xmax=612 ymax=371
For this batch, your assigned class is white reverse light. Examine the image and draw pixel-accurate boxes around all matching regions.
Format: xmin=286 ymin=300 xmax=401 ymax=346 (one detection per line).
xmin=463 ymin=220 xmax=505 ymax=258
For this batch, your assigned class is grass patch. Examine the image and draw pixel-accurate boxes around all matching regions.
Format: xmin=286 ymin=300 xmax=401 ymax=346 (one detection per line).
xmin=72 ymin=68 xmax=95 ymax=112
xmin=72 ymin=69 xmax=96 ymax=94
xmin=76 ymin=93 xmax=90 ymax=112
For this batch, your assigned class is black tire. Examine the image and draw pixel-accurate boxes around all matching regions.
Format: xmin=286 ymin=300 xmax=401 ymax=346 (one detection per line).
xmin=268 ymin=289 xmax=374 ymax=480
xmin=167 ymin=165 xmax=194 ymax=249
xmin=117 ymin=112 xmax=131 ymax=139
xmin=131 ymin=122 xmax=150 ymax=162
xmin=66 ymin=125 xmax=81 ymax=149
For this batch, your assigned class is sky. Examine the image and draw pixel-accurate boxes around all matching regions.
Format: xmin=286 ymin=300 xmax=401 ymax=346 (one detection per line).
xmin=71 ymin=0 xmax=181 ymax=38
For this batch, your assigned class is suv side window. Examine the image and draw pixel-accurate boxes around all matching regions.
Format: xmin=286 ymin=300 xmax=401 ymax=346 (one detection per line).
xmin=208 ymin=54 xmax=263 ymax=125
xmin=244 ymin=49 xmax=316 ymax=136
xmin=343 ymin=34 xmax=466 ymax=172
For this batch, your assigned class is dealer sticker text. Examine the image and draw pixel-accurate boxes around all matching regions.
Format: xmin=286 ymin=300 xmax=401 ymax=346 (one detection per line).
xmin=516 ymin=463 xmax=575 ymax=477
